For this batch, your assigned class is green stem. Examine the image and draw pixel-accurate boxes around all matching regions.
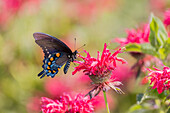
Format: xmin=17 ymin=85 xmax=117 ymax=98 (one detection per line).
xmin=103 ymin=91 xmax=110 ymax=113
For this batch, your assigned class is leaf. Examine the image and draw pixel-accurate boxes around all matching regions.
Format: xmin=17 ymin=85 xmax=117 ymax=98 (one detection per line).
xmin=140 ymin=43 xmax=157 ymax=56
xmin=157 ymin=38 xmax=170 ymax=60
xmin=149 ymin=14 xmax=168 ymax=49
xmin=128 ymin=104 xmax=142 ymax=113
xmin=125 ymin=43 xmax=141 ymax=52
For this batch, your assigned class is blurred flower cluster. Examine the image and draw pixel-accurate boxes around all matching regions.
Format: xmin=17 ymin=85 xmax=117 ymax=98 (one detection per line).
xmin=114 ymin=24 xmax=150 ymax=45
xmin=41 ymin=93 xmax=94 ymax=113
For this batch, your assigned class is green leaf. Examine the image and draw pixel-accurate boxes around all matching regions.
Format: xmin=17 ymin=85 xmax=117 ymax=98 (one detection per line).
xmin=125 ymin=43 xmax=141 ymax=52
xmin=158 ymin=38 xmax=170 ymax=60
xmin=140 ymin=43 xmax=157 ymax=56
xmin=128 ymin=104 xmax=142 ymax=113
xmin=149 ymin=14 xmax=168 ymax=49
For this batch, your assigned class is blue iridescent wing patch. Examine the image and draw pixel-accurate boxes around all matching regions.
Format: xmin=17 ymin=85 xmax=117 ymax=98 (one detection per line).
xmin=33 ymin=32 xmax=77 ymax=78
xmin=38 ymin=52 xmax=63 ymax=78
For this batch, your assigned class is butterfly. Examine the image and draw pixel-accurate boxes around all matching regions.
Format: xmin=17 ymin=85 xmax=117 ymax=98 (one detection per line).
xmin=33 ymin=32 xmax=78 ymax=78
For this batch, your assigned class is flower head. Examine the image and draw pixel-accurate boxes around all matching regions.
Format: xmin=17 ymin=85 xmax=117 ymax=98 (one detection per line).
xmin=147 ymin=66 xmax=170 ymax=94
xmin=41 ymin=93 xmax=94 ymax=113
xmin=73 ymin=43 xmax=126 ymax=98
xmin=114 ymin=24 xmax=150 ymax=46
xmin=164 ymin=9 xmax=170 ymax=27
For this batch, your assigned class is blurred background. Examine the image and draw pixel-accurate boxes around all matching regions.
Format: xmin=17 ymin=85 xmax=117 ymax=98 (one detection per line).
xmin=0 ymin=0 xmax=169 ymax=113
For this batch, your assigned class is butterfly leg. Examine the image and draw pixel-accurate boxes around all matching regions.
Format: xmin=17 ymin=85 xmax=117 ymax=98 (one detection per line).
xmin=40 ymin=73 xmax=46 ymax=79
xmin=38 ymin=70 xmax=44 ymax=77
xmin=64 ymin=61 xmax=71 ymax=74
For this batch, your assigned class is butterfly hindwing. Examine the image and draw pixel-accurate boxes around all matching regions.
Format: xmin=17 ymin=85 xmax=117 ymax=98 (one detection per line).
xmin=38 ymin=52 xmax=70 ymax=78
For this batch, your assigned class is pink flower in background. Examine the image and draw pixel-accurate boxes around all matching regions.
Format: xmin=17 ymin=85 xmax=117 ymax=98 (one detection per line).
xmin=168 ymin=32 xmax=170 ymax=37
xmin=26 ymin=97 xmax=41 ymax=113
xmin=113 ymin=64 xmax=134 ymax=82
xmin=149 ymin=0 xmax=166 ymax=12
xmin=164 ymin=9 xmax=170 ymax=27
xmin=114 ymin=24 xmax=150 ymax=46
xmin=41 ymin=93 xmax=94 ymax=113
xmin=141 ymin=76 xmax=149 ymax=85
xmin=44 ymin=79 xmax=72 ymax=99
xmin=0 ymin=0 xmax=40 ymax=27
xmin=147 ymin=66 xmax=170 ymax=94
xmin=0 ymin=0 xmax=22 ymax=25
xmin=64 ymin=0 xmax=117 ymax=23
xmin=73 ymin=43 xmax=126 ymax=98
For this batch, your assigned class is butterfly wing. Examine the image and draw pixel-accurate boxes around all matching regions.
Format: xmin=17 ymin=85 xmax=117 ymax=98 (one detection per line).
xmin=33 ymin=32 xmax=72 ymax=58
xmin=33 ymin=32 xmax=73 ymax=78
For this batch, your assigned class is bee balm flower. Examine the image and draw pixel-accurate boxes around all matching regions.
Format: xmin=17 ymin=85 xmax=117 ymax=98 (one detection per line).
xmin=114 ymin=24 xmax=150 ymax=46
xmin=164 ymin=9 xmax=170 ymax=27
xmin=41 ymin=93 xmax=94 ymax=113
xmin=73 ymin=43 xmax=126 ymax=98
xmin=147 ymin=66 xmax=170 ymax=94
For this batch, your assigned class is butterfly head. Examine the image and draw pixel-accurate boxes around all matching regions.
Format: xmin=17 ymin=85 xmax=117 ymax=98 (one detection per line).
xmin=70 ymin=50 xmax=78 ymax=62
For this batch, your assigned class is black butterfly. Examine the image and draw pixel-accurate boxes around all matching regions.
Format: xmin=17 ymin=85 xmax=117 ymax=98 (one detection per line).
xmin=33 ymin=32 xmax=78 ymax=78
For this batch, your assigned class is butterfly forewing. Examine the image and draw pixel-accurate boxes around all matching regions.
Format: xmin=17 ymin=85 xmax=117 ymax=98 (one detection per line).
xmin=33 ymin=32 xmax=72 ymax=58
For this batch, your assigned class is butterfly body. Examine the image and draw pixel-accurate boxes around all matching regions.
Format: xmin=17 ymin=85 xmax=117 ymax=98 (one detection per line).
xmin=33 ymin=32 xmax=78 ymax=78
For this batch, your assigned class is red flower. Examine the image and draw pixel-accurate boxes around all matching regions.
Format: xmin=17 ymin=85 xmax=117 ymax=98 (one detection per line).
xmin=73 ymin=43 xmax=126 ymax=98
xmin=44 ymin=79 xmax=72 ymax=99
xmin=141 ymin=76 xmax=149 ymax=85
xmin=149 ymin=0 xmax=166 ymax=12
xmin=147 ymin=66 xmax=170 ymax=94
xmin=26 ymin=97 xmax=41 ymax=113
xmin=41 ymin=93 xmax=94 ymax=113
xmin=63 ymin=0 xmax=117 ymax=24
xmin=114 ymin=24 xmax=150 ymax=46
xmin=0 ymin=0 xmax=40 ymax=27
xmin=164 ymin=9 xmax=170 ymax=27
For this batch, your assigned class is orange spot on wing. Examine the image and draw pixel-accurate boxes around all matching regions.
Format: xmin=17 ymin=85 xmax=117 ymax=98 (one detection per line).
xmin=56 ymin=53 xmax=60 ymax=57
xmin=53 ymin=70 xmax=56 ymax=73
xmin=48 ymin=70 xmax=51 ymax=73
xmin=47 ymin=66 xmax=50 ymax=70
xmin=50 ymin=57 xmax=54 ymax=61
xmin=48 ymin=62 xmax=51 ymax=65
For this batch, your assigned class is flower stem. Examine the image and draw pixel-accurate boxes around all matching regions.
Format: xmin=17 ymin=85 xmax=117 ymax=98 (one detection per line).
xmin=103 ymin=91 xmax=110 ymax=113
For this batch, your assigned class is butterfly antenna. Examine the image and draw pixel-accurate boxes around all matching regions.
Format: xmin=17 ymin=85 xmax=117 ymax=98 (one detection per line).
xmin=73 ymin=62 xmax=77 ymax=66
xmin=74 ymin=38 xmax=76 ymax=51
xmin=77 ymin=44 xmax=86 ymax=51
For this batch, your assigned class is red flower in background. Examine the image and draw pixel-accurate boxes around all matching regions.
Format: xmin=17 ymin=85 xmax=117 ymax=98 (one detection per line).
xmin=164 ymin=9 xmax=170 ymax=27
xmin=113 ymin=64 xmax=134 ymax=82
xmin=114 ymin=24 xmax=150 ymax=46
xmin=0 ymin=0 xmax=22 ymax=25
xmin=64 ymin=0 xmax=117 ymax=23
xmin=44 ymin=79 xmax=72 ymax=99
xmin=41 ymin=93 xmax=94 ymax=113
xmin=26 ymin=97 xmax=41 ymax=113
xmin=147 ymin=66 xmax=170 ymax=94
xmin=149 ymin=0 xmax=166 ymax=13
xmin=0 ymin=0 xmax=40 ymax=28
xmin=73 ymin=43 xmax=126 ymax=98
